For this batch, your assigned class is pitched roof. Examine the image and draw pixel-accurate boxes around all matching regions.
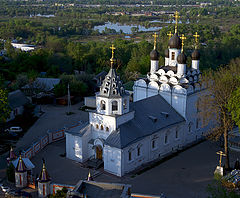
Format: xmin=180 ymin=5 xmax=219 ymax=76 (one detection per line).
xmin=15 ymin=155 xmax=27 ymax=173
xmin=98 ymin=67 xmax=129 ymax=98
xmin=39 ymin=160 xmax=51 ymax=182
xmin=12 ymin=157 xmax=35 ymax=170
xmin=9 ymin=147 xmax=17 ymax=160
xmin=22 ymin=78 xmax=60 ymax=92
xmin=8 ymin=90 xmax=29 ymax=109
xmin=105 ymin=95 xmax=185 ymax=149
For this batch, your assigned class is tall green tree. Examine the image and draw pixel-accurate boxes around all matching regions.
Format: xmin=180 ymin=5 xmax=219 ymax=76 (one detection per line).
xmin=0 ymin=89 xmax=11 ymax=123
xmin=199 ymin=58 xmax=240 ymax=169
xmin=227 ymin=85 xmax=240 ymax=129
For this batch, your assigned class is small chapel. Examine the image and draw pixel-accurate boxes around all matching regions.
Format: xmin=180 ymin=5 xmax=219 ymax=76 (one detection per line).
xmin=66 ymin=11 xmax=209 ymax=177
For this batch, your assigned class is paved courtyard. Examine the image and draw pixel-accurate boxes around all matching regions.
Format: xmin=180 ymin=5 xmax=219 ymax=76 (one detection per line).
xmin=29 ymin=139 xmax=239 ymax=198
xmin=15 ymin=102 xmax=88 ymax=152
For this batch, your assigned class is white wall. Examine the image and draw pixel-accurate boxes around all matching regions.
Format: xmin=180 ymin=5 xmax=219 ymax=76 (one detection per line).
xmin=121 ymin=123 xmax=186 ymax=175
xmin=66 ymin=133 xmax=84 ymax=162
xmin=15 ymin=172 xmax=27 ymax=188
xmin=104 ymin=145 xmax=122 ymax=176
xmin=38 ymin=181 xmax=51 ymax=197
xmin=89 ymin=112 xmax=117 ymax=132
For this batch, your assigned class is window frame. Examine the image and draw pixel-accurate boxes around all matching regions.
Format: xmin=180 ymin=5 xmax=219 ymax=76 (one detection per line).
xmin=112 ymin=100 xmax=118 ymax=111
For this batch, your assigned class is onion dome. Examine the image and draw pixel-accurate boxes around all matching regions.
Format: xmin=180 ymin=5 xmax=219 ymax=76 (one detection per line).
xmin=16 ymin=155 xmax=27 ymax=173
xmin=150 ymin=49 xmax=159 ymax=60
xmin=168 ymin=33 xmax=182 ymax=49
xmin=39 ymin=159 xmax=51 ymax=182
xmin=164 ymin=49 xmax=169 ymax=58
xmin=177 ymin=52 xmax=187 ymax=64
xmin=191 ymin=49 xmax=200 ymax=60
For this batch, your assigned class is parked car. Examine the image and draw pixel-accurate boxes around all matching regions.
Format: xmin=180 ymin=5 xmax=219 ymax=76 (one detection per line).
xmin=1 ymin=186 xmax=10 ymax=193
xmin=5 ymin=126 xmax=23 ymax=133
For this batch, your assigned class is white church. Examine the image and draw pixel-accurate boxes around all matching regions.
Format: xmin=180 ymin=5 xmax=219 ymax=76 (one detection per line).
xmin=66 ymin=13 xmax=208 ymax=177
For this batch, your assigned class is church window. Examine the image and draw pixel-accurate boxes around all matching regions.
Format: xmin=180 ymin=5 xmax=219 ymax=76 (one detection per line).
xmin=137 ymin=147 xmax=141 ymax=156
xmin=188 ymin=123 xmax=192 ymax=133
xmin=176 ymin=129 xmax=179 ymax=139
xmin=123 ymin=99 xmax=127 ymax=110
xmin=196 ymin=118 xmax=200 ymax=129
xmin=106 ymin=127 xmax=109 ymax=132
xmin=100 ymin=125 xmax=104 ymax=130
xmin=96 ymin=124 xmax=99 ymax=129
xmin=152 ymin=140 xmax=156 ymax=149
xmin=128 ymin=151 xmax=132 ymax=161
xmin=171 ymin=52 xmax=175 ymax=60
xmin=112 ymin=101 xmax=118 ymax=111
xmin=165 ymin=134 xmax=168 ymax=144
xmin=100 ymin=100 xmax=106 ymax=110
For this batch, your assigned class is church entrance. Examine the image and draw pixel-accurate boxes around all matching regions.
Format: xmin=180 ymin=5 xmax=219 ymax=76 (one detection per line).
xmin=96 ymin=145 xmax=103 ymax=160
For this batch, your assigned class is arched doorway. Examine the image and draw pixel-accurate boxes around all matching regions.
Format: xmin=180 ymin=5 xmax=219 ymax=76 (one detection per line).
xmin=96 ymin=145 xmax=103 ymax=160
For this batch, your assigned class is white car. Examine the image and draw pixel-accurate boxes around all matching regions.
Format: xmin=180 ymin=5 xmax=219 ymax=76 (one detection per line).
xmin=1 ymin=186 xmax=10 ymax=193
xmin=5 ymin=126 xmax=23 ymax=133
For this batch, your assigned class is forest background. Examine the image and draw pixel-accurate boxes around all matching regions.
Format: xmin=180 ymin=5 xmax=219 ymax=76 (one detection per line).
xmin=0 ymin=0 xmax=240 ymax=96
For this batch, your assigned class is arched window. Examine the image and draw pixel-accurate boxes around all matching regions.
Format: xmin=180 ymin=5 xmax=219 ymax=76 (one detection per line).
xmin=172 ymin=52 xmax=175 ymax=60
xmin=128 ymin=151 xmax=132 ymax=161
xmin=137 ymin=147 xmax=141 ymax=156
xmin=106 ymin=127 xmax=109 ymax=132
xmin=123 ymin=99 xmax=127 ymax=110
xmin=112 ymin=101 xmax=118 ymax=111
xmin=176 ymin=129 xmax=178 ymax=139
xmin=188 ymin=123 xmax=192 ymax=133
xmin=96 ymin=124 xmax=99 ymax=129
xmin=100 ymin=125 xmax=104 ymax=130
xmin=164 ymin=134 xmax=168 ymax=144
xmin=100 ymin=100 xmax=106 ymax=110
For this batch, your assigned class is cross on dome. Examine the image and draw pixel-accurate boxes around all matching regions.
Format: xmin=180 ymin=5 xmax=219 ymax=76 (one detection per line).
xmin=174 ymin=11 xmax=180 ymax=33
xmin=167 ymin=31 xmax=173 ymax=40
xmin=193 ymin=32 xmax=200 ymax=49
xmin=153 ymin=32 xmax=158 ymax=50
xmin=180 ymin=34 xmax=186 ymax=52
xmin=110 ymin=44 xmax=116 ymax=67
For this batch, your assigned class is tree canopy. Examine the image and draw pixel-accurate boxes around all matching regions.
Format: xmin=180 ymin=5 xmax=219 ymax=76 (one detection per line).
xmin=199 ymin=58 xmax=240 ymax=169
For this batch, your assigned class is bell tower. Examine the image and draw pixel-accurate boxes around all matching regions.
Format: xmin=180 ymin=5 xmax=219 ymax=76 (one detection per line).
xmin=96 ymin=45 xmax=130 ymax=116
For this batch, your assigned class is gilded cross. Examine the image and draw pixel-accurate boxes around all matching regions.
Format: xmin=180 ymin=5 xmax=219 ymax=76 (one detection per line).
xmin=193 ymin=32 xmax=200 ymax=49
xmin=153 ymin=32 xmax=158 ymax=50
xmin=180 ymin=34 xmax=186 ymax=52
xmin=174 ymin=11 xmax=180 ymax=33
xmin=167 ymin=31 xmax=173 ymax=40
xmin=216 ymin=151 xmax=226 ymax=167
xmin=110 ymin=44 xmax=116 ymax=59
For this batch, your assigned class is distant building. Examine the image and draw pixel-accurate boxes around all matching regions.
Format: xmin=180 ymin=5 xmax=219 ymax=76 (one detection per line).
xmin=7 ymin=90 xmax=29 ymax=121
xmin=11 ymin=43 xmax=35 ymax=52
xmin=22 ymin=78 xmax=60 ymax=96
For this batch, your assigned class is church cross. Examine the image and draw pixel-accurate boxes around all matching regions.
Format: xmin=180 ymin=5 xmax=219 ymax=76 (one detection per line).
xmin=180 ymin=34 xmax=186 ymax=52
xmin=153 ymin=32 xmax=158 ymax=50
xmin=167 ymin=31 xmax=173 ymax=40
xmin=193 ymin=32 xmax=200 ymax=49
xmin=216 ymin=151 xmax=226 ymax=167
xmin=174 ymin=11 xmax=180 ymax=33
xmin=110 ymin=44 xmax=116 ymax=59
